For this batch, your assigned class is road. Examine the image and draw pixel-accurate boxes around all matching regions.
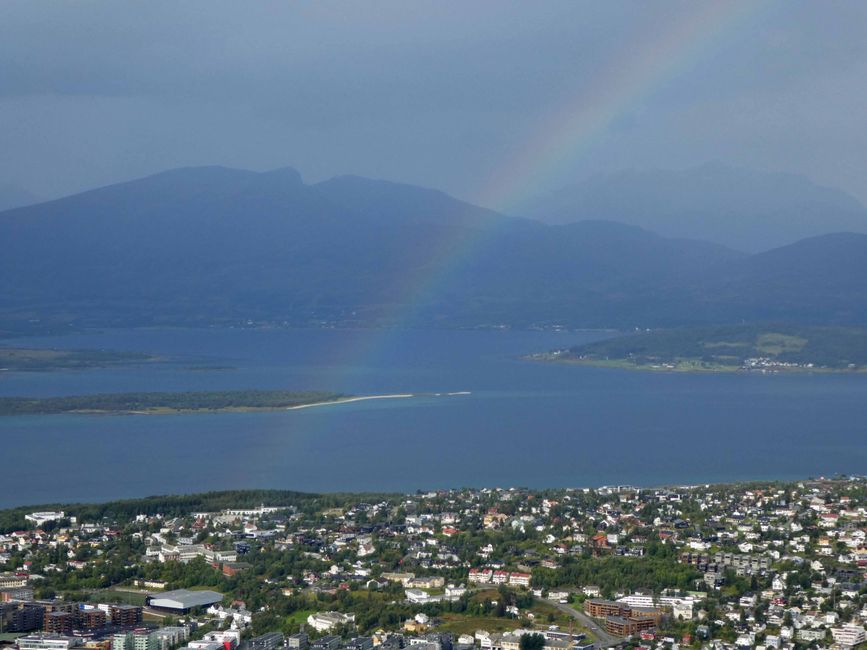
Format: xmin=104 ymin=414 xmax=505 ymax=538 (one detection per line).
xmin=547 ymin=600 xmax=622 ymax=648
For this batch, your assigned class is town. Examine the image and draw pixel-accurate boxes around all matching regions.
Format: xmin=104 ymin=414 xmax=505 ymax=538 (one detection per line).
xmin=1 ymin=478 xmax=866 ymax=650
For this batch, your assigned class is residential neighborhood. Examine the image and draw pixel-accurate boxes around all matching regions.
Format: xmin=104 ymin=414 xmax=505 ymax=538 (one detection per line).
xmin=1 ymin=478 xmax=866 ymax=650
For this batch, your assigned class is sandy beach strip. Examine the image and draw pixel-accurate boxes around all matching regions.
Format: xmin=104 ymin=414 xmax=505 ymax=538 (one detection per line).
xmin=286 ymin=393 xmax=415 ymax=410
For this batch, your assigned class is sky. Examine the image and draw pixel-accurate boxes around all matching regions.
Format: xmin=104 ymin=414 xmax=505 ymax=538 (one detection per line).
xmin=2 ymin=1 xmax=867 ymax=209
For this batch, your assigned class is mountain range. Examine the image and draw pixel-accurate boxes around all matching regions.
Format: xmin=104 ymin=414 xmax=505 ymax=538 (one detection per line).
xmin=1 ymin=165 xmax=866 ymax=331
xmin=515 ymin=162 xmax=867 ymax=252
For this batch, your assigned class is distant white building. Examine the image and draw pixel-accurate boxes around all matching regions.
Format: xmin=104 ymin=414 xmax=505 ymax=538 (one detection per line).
xmin=672 ymin=599 xmax=694 ymax=620
xmin=17 ymin=635 xmax=80 ymax=650
xmin=25 ymin=512 xmax=65 ymax=527
xmin=617 ymin=594 xmax=655 ymax=608
xmin=306 ymin=611 xmax=356 ymax=632
xmin=200 ymin=630 xmax=241 ymax=649
xmin=406 ymin=589 xmax=432 ymax=604
xmin=222 ymin=506 xmax=284 ymax=517
xmin=616 ymin=593 xmax=697 ymax=620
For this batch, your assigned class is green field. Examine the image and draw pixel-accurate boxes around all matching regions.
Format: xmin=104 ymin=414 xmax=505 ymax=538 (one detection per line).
xmin=286 ymin=609 xmax=315 ymax=625
xmin=437 ymin=613 xmax=521 ymax=635
xmin=87 ymin=589 xmax=148 ymax=606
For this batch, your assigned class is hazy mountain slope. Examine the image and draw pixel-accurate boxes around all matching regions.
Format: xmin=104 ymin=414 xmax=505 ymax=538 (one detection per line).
xmin=1 ymin=166 xmax=865 ymax=330
xmin=0 ymin=167 xmax=469 ymax=325
xmin=517 ymin=163 xmax=867 ymax=252
xmin=702 ymin=232 xmax=867 ymax=324
xmin=415 ymin=220 xmax=745 ymax=327
xmin=313 ymin=175 xmax=509 ymax=228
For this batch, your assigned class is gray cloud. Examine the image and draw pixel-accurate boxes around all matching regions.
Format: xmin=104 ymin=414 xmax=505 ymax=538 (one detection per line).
xmin=1 ymin=0 xmax=866 ymax=205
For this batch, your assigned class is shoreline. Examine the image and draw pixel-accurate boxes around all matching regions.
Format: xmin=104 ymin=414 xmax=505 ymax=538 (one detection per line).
xmin=287 ymin=393 xmax=416 ymax=410
xmin=527 ymin=356 xmax=867 ymax=374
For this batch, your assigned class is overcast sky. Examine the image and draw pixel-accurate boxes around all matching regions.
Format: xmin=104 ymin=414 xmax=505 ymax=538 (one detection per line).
xmin=2 ymin=1 xmax=867 ymax=207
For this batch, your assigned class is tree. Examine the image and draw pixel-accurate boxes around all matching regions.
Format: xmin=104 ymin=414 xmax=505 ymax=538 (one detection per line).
xmin=519 ymin=634 xmax=545 ymax=650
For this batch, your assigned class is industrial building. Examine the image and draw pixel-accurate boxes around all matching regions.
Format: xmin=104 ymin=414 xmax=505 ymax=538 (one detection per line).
xmin=146 ymin=589 xmax=223 ymax=613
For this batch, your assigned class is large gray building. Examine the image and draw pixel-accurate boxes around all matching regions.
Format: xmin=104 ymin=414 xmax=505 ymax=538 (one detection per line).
xmin=147 ymin=589 xmax=223 ymax=613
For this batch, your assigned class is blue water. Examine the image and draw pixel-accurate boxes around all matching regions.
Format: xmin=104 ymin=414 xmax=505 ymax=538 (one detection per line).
xmin=1 ymin=327 xmax=866 ymax=508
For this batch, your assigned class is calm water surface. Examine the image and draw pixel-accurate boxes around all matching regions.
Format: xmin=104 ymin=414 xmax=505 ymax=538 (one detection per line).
xmin=1 ymin=327 xmax=866 ymax=507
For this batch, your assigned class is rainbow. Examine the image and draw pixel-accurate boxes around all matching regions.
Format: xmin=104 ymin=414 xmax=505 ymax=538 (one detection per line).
xmin=368 ymin=0 xmax=777 ymax=331
xmin=476 ymin=0 xmax=773 ymax=213
xmin=477 ymin=0 xmax=777 ymax=213
xmin=295 ymin=1 xmax=779 ymax=404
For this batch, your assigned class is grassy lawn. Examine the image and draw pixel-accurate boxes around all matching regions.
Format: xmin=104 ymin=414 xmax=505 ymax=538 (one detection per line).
xmin=438 ymin=613 xmax=521 ymax=636
xmin=438 ymin=607 xmax=594 ymax=643
xmin=88 ymin=589 xmax=147 ymax=606
xmin=286 ymin=610 xmax=314 ymax=625
xmin=469 ymin=588 xmax=501 ymax=602
xmin=528 ymin=601 xmax=574 ymax=627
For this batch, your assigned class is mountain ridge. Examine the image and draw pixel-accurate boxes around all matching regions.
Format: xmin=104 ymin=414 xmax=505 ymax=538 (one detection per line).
xmin=1 ymin=166 xmax=866 ymax=331
xmin=515 ymin=162 xmax=867 ymax=252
